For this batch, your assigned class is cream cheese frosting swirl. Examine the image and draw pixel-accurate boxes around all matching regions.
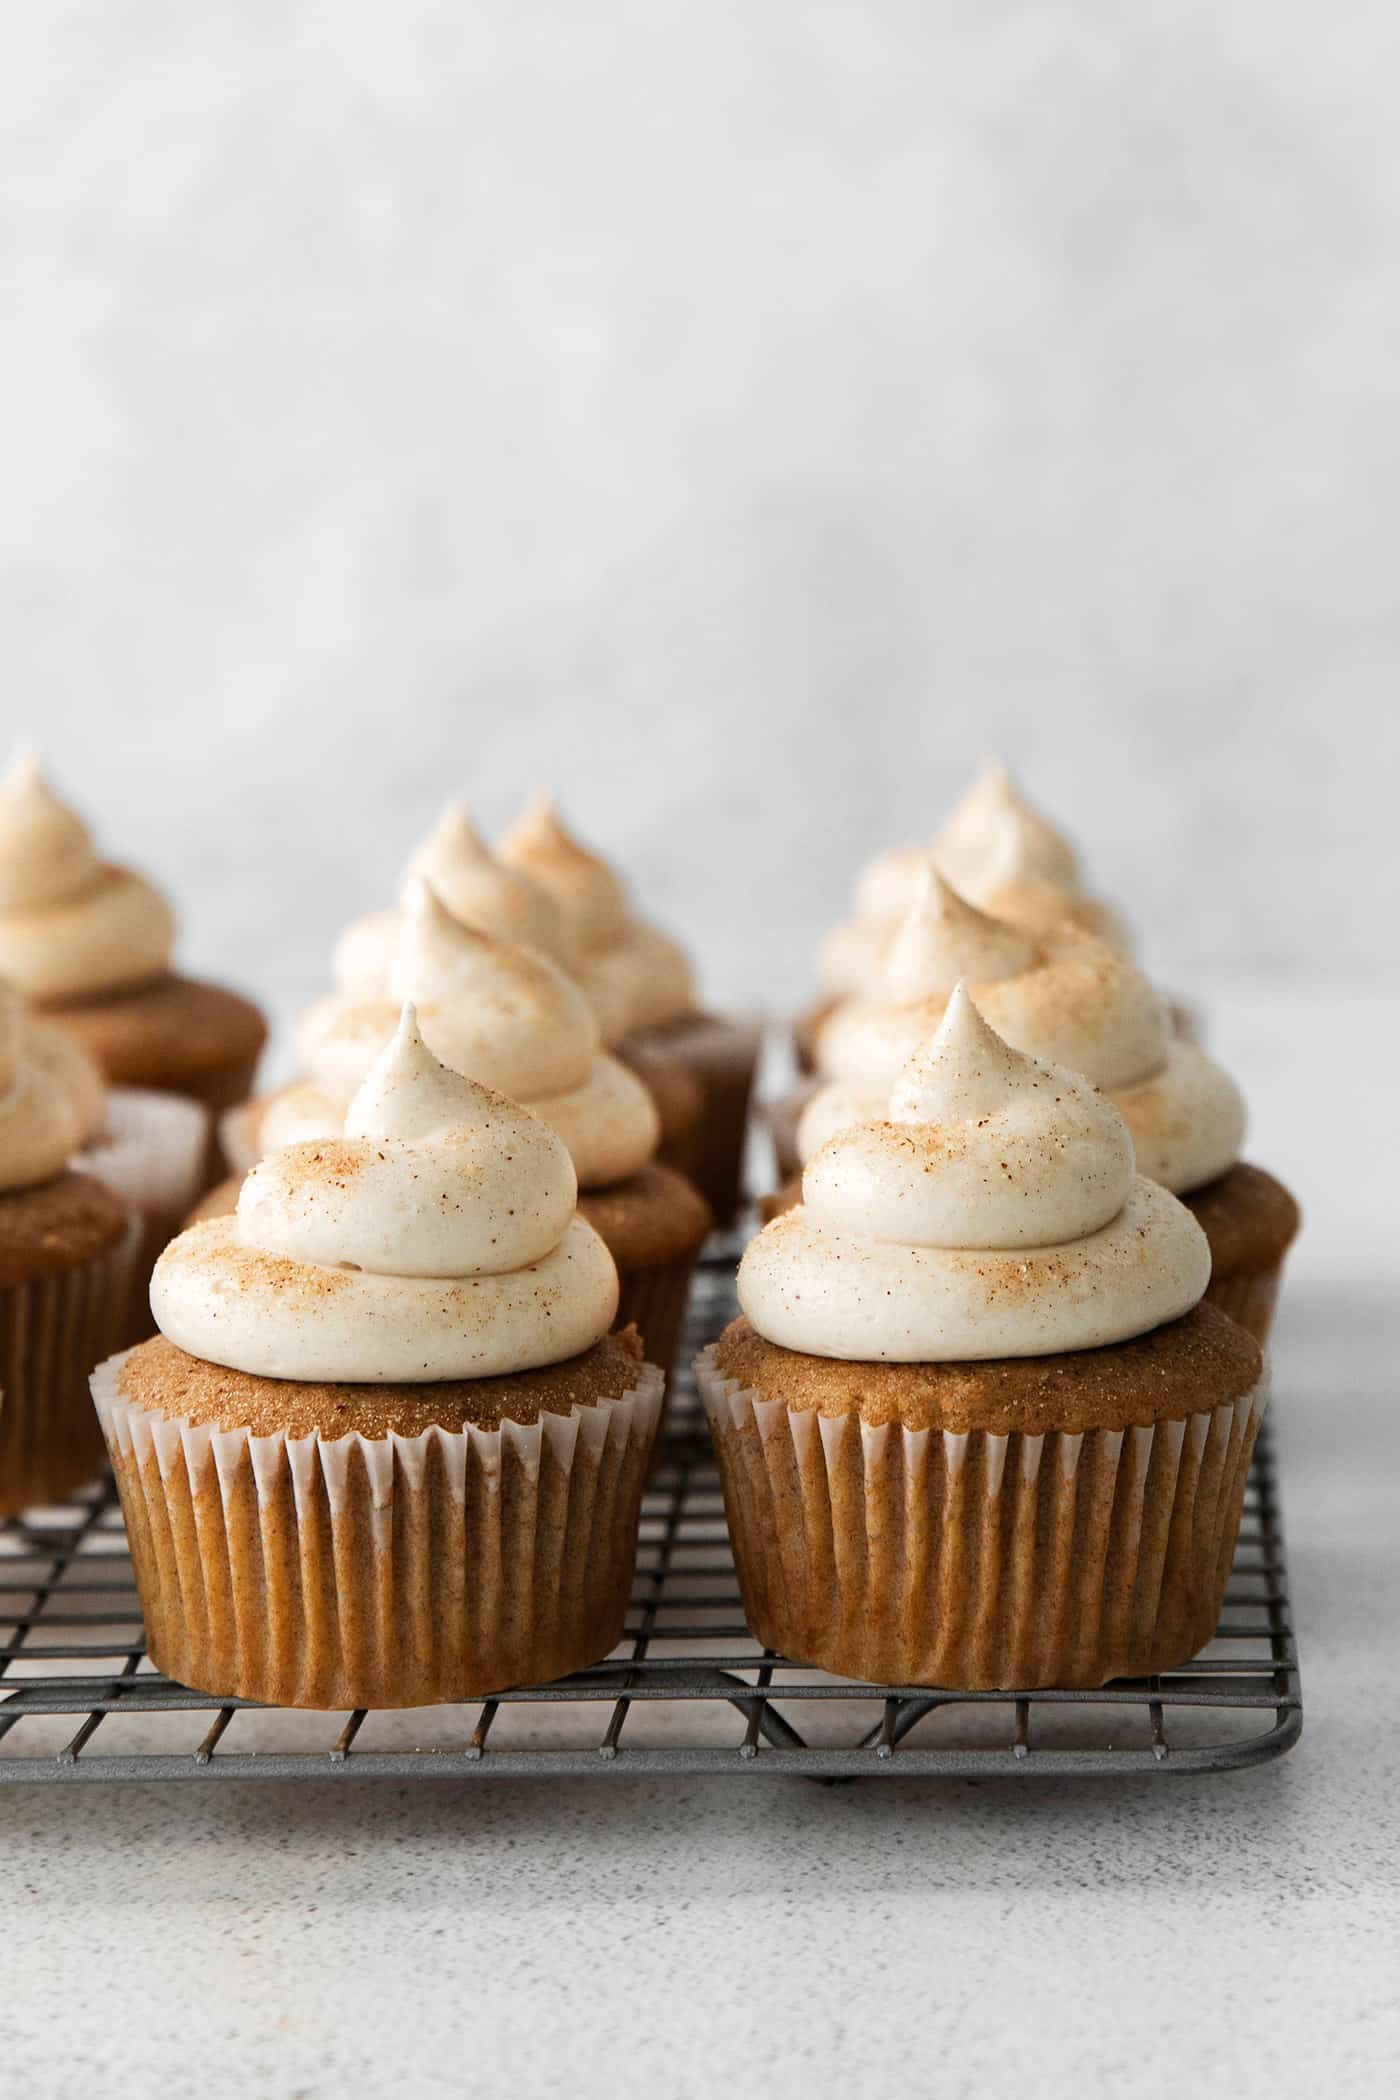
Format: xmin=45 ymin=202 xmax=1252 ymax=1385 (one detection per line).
xmin=333 ymin=804 xmax=577 ymax=997
xmin=152 ymin=1005 xmax=619 ymax=1381
xmin=271 ymin=881 xmax=659 ymax=1187
xmin=821 ymin=764 xmax=1130 ymax=997
xmin=0 ymin=753 xmax=175 ymax=1000
xmin=742 ymin=988 xmax=1209 ymax=1361
xmin=803 ymin=873 xmax=1244 ymax=1194
xmin=499 ymin=795 xmax=696 ymax=1039
xmin=0 ymin=981 xmax=86 ymax=1190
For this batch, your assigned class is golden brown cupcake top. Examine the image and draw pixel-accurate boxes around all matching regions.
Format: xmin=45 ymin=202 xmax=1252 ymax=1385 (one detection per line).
xmin=712 ymin=1303 xmax=1261 ymax=1437
xmin=577 ymin=1161 xmax=712 ymax=1268
xmin=118 ymin=1326 xmax=646 ymax=1437
xmin=1182 ymin=1161 xmax=1302 ymax=1275
xmin=0 ymin=1169 xmax=129 ymax=1286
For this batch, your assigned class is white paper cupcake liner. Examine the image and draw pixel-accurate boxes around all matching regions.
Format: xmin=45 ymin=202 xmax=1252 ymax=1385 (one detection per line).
xmin=75 ymin=1088 xmax=212 ymax=1341
xmin=80 ymin=1087 xmax=211 ymax=1219
xmin=92 ymin=1352 xmax=664 ymax=1708
xmin=695 ymin=1346 xmax=1267 ymax=1691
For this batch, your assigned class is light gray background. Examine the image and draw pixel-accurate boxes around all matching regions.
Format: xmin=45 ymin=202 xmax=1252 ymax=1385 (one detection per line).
xmin=2 ymin=0 xmax=1395 ymax=1041
xmin=1 ymin=11 xmax=1397 ymax=2097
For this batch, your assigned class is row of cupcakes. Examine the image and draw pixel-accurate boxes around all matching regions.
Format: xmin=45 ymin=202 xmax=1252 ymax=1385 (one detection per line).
xmin=92 ymin=984 xmax=1271 ymax=1703
xmin=0 ymin=750 xmax=1299 ymax=1706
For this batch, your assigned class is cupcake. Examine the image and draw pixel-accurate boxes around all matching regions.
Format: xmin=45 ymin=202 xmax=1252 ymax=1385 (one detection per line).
xmin=92 ymin=1007 xmax=663 ymax=1707
xmin=500 ymin=796 xmax=759 ymax=1227
xmin=0 ymin=984 xmax=135 ymax=1513
xmin=774 ymin=872 xmax=1296 ymax=1342
xmin=698 ymin=990 xmax=1265 ymax=1690
xmin=230 ymin=799 xmax=710 ymax=1201
xmin=0 ymin=754 xmax=267 ymax=1165
xmin=224 ymin=882 xmax=710 ymax=1378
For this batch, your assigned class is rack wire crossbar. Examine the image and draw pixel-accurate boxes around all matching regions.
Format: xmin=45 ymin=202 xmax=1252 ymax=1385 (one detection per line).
xmin=0 ymin=1257 xmax=1301 ymax=1783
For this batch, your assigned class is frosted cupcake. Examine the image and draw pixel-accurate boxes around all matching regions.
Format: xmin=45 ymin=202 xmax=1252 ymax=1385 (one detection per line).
xmin=93 ymin=1008 xmax=663 ymax=1707
xmin=772 ymin=872 xmax=1296 ymax=1342
xmin=228 ymin=799 xmax=710 ymax=1205
xmin=699 ymin=991 xmax=1265 ymax=1690
xmin=501 ymin=796 xmax=759 ymax=1227
xmin=0 ymin=754 xmax=264 ymax=1200
xmin=798 ymin=763 xmax=1132 ymax=1071
xmin=0 ymin=984 xmax=134 ymax=1513
xmin=219 ymin=882 xmax=710 ymax=1377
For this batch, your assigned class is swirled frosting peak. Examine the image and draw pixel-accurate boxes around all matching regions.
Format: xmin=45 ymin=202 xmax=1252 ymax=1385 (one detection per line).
xmin=499 ymin=794 xmax=631 ymax=952
xmin=333 ymin=807 xmax=576 ymax=997
xmin=0 ymin=753 xmax=174 ymax=999
xmin=382 ymin=878 xmax=599 ymax=1096
xmin=279 ymin=883 xmax=659 ymax=1187
xmin=878 ymin=866 xmax=1038 ymax=1001
xmin=0 ymin=978 xmax=87 ymax=1190
xmin=406 ymin=804 xmax=575 ymax=960
xmin=836 ymin=764 xmax=1129 ymax=987
xmin=498 ymin=794 xmax=696 ymax=1039
xmin=152 ymin=1005 xmax=619 ymax=1381
xmin=935 ymin=760 xmax=1080 ymax=895
xmin=742 ymin=988 xmax=1209 ymax=1361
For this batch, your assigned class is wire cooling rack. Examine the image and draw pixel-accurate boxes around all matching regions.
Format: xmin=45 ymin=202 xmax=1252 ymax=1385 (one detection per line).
xmin=0 ymin=1246 xmax=1301 ymax=1783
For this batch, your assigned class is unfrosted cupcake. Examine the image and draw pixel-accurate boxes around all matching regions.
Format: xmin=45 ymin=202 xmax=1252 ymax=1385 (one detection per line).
xmin=0 ymin=985 xmax=135 ymax=1513
xmin=501 ymin=796 xmax=759 ymax=1227
xmin=699 ymin=991 xmax=1265 ymax=1690
xmin=0 ymin=754 xmax=266 ymax=1187
xmin=797 ymin=763 xmax=1132 ymax=1071
xmin=223 ymin=882 xmax=710 ymax=1377
xmin=93 ymin=1008 xmax=663 ymax=1707
xmin=773 ymin=872 xmax=1296 ymax=1342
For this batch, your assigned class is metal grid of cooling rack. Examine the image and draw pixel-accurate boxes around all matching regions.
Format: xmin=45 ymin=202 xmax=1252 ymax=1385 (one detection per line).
xmin=0 ymin=1250 xmax=1301 ymax=1783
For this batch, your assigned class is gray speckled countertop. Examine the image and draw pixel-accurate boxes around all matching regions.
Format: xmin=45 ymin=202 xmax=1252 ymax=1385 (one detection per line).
xmin=3 ymin=991 xmax=1398 ymax=2097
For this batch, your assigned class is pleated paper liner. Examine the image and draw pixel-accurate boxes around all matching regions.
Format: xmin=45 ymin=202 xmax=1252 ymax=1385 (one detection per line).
xmin=91 ymin=1355 xmax=664 ymax=1709
xmin=696 ymin=1347 xmax=1267 ymax=1692
xmin=0 ymin=1219 xmax=139 ymax=1517
xmin=1203 ymin=1263 xmax=1284 ymax=1348
xmin=78 ymin=1087 xmax=212 ymax=1342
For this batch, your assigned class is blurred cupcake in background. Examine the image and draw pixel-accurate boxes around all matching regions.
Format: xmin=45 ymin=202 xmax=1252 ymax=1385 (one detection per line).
xmin=798 ymin=761 xmax=1135 ymax=1073
xmin=700 ymin=991 xmax=1266 ymax=1690
xmin=211 ymin=881 xmax=710 ymax=1379
xmin=0 ymin=982 xmax=135 ymax=1513
xmin=501 ymin=795 xmax=760 ymax=1227
xmin=232 ymin=798 xmax=711 ymax=1211
xmin=95 ymin=1007 xmax=662 ymax=1707
xmin=770 ymin=871 xmax=1297 ymax=1343
xmin=0 ymin=753 xmax=265 ymax=1216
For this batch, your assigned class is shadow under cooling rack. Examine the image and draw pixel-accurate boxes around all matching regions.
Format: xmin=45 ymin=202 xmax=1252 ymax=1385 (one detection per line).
xmin=0 ymin=1257 xmax=1302 ymax=1784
